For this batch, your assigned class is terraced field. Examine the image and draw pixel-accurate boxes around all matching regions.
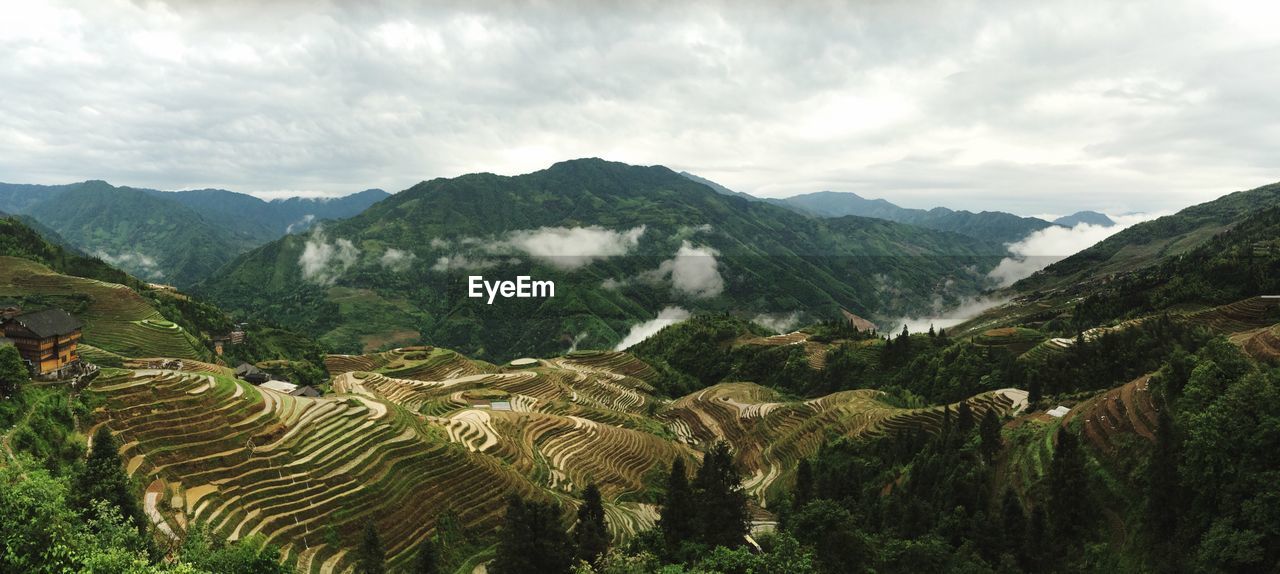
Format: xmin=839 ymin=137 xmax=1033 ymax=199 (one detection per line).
xmin=1067 ymin=375 xmax=1159 ymax=453
xmin=88 ymin=368 xmax=543 ymax=573
xmin=658 ymin=383 xmax=1027 ymax=503
xmin=0 ymin=256 xmax=209 ymax=361
xmin=1184 ymin=296 xmax=1280 ymax=333
xmin=738 ymin=331 xmax=837 ymax=370
xmin=1243 ymin=324 xmax=1280 ymax=362
xmin=84 ymin=341 xmax=1036 ymax=571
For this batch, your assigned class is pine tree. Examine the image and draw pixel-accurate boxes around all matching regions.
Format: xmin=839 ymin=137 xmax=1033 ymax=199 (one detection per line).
xmin=492 ymin=495 xmax=573 ymax=574
xmin=73 ymin=426 xmax=146 ymax=532
xmin=941 ymin=404 xmax=952 ymax=440
xmin=356 ymin=522 xmax=386 ymax=574
xmin=574 ymin=483 xmax=609 ymax=566
xmin=794 ymin=458 xmax=814 ymax=509
xmin=1146 ymin=406 xmax=1180 ymax=573
xmin=658 ymin=457 xmax=696 ymax=550
xmin=410 ymin=536 xmax=439 ymax=574
xmin=0 ymin=344 xmax=29 ymax=396
xmin=957 ymin=401 xmax=975 ymax=435
xmin=1000 ymin=489 xmax=1026 ymax=563
xmin=1028 ymin=373 xmax=1043 ymax=405
xmin=979 ymin=408 xmax=1002 ymax=462
xmin=1048 ymin=427 xmax=1091 ymax=544
xmin=692 ymin=441 xmax=750 ymax=548
xmin=1026 ymin=504 xmax=1048 ymax=571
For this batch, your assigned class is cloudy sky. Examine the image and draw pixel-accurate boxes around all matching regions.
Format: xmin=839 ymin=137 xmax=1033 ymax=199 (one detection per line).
xmin=2 ymin=0 xmax=1277 ymax=214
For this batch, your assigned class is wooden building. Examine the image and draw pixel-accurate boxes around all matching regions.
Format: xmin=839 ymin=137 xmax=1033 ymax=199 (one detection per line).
xmin=2 ymin=308 xmax=83 ymax=377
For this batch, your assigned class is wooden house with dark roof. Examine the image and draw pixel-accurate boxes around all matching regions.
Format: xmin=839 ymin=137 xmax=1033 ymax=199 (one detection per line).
xmin=2 ymin=308 xmax=83 ymax=377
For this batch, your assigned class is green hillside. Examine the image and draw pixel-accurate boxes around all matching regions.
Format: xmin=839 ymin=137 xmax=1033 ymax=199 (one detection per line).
xmin=24 ymin=182 xmax=248 ymax=286
xmin=1020 ymin=181 xmax=1280 ymax=289
xmin=0 ymin=181 xmax=388 ymax=287
xmin=780 ymin=190 xmax=1057 ymax=244
xmin=198 ymin=159 xmax=1009 ymax=360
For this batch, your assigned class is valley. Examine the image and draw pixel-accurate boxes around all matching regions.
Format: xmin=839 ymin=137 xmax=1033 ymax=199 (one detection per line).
xmin=1 ymin=175 xmax=1278 ymax=573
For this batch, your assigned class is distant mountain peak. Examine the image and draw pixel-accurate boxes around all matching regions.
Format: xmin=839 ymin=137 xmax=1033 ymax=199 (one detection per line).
xmin=1053 ymin=211 xmax=1115 ymax=227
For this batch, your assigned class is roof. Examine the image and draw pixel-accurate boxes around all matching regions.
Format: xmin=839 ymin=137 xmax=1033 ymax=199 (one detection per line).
xmin=1047 ymin=406 xmax=1071 ymax=418
xmin=234 ymin=363 xmax=263 ymax=376
xmin=9 ymin=309 xmax=83 ymax=338
xmin=260 ymin=380 xmax=298 ymax=394
xmin=289 ymin=386 xmax=321 ymax=398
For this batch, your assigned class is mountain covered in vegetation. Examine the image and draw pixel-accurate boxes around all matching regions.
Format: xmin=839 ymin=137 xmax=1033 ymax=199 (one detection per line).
xmin=779 ymin=190 xmax=1058 ymax=244
xmin=1052 ymin=210 xmax=1115 ymax=227
xmin=198 ymin=158 xmax=1011 ymax=360
xmin=0 ymin=181 xmax=387 ymax=287
xmin=3 ymin=176 xmax=1280 ymax=573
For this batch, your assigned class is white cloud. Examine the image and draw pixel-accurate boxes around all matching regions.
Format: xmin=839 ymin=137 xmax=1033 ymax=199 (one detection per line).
xmin=298 ymin=228 xmax=359 ymax=285
xmin=379 ymin=247 xmax=416 ymax=272
xmin=430 ymin=254 xmax=497 ymax=272
xmin=498 ymin=225 xmax=645 ymax=270
xmin=752 ymin=312 xmax=801 ymax=334
xmin=641 ymin=241 xmax=725 ymax=299
xmin=885 ymin=296 xmax=1011 ymax=335
xmin=2 ymin=2 xmax=1276 ymax=215
xmin=614 ymin=306 xmax=692 ymax=350
xmin=93 ymin=250 xmax=162 ymax=279
xmin=285 ymin=214 xmax=315 ymax=234
xmin=987 ymin=212 xmax=1162 ymax=286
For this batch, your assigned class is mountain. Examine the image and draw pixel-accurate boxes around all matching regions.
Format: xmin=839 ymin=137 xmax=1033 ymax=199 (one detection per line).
xmin=149 ymin=187 xmax=390 ymax=242
xmin=1053 ymin=210 xmax=1114 ymax=227
xmin=780 ymin=190 xmax=1057 ymax=244
xmin=199 ymin=158 xmax=1010 ymax=360
xmin=0 ymin=181 xmax=388 ymax=287
xmin=24 ymin=182 xmax=250 ymax=286
xmin=1019 ymin=181 xmax=1280 ymax=290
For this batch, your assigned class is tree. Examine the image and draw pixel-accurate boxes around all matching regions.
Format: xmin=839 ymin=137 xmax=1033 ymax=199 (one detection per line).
xmin=410 ymin=536 xmax=439 ymax=574
xmin=1028 ymin=372 xmax=1043 ymax=405
xmin=492 ymin=495 xmax=573 ymax=574
xmin=1025 ymin=505 xmax=1048 ymax=571
xmin=1047 ymin=427 xmax=1091 ymax=544
xmin=0 ymin=344 xmax=28 ymax=396
xmin=658 ymin=457 xmax=696 ymax=550
xmin=979 ymin=408 xmax=1002 ymax=462
xmin=1145 ymin=406 xmax=1180 ymax=573
xmin=692 ymin=441 xmax=749 ymax=548
xmin=999 ymin=490 xmax=1026 ymax=564
xmin=957 ymin=401 xmax=975 ymax=435
xmin=356 ymin=522 xmax=385 ymax=574
xmin=794 ymin=458 xmax=814 ymax=509
xmin=72 ymin=426 xmax=145 ymax=533
xmin=574 ymin=483 xmax=609 ymax=566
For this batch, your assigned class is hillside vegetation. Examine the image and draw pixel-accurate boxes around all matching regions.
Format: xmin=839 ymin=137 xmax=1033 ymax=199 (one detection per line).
xmin=200 ymin=158 xmax=1010 ymax=360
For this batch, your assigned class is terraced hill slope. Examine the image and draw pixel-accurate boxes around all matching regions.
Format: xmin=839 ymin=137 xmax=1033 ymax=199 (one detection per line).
xmin=91 ymin=344 xmax=1030 ymax=572
xmin=0 ymin=256 xmax=210 ymax=361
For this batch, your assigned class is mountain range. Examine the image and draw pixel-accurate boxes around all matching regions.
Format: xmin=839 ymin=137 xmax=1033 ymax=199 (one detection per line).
xmin=678 ymin=173 xmax=1117 ymax=244
xmin=197 ymin=159 xmax=1012 ymax=359
xmin=0 ymin=181 xmax=387 ymax=286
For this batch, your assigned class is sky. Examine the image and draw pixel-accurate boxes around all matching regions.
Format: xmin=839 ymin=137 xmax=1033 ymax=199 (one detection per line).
xmin=1 ymin=0 xmax=1278 ymax=214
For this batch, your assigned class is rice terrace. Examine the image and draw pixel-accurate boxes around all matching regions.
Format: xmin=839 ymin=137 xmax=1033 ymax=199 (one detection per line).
xmin=4 ymin=2 xmax=1280 ymax=572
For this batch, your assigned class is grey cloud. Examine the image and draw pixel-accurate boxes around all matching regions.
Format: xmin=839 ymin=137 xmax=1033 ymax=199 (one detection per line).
xmin=0 ymin=1 xmax=1277 ymax=215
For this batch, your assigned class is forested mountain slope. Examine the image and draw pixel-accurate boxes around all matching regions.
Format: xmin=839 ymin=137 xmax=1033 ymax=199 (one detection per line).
xmin=781 ymin=190 xmax=1057 ymax=244
xmin=199 ymin=158 xmax=1009 ymax=360
xmin=0 ymin=181 xmax=388 ymax=287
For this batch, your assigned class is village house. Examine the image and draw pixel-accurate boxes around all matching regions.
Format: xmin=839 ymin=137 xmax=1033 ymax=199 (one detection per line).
xmin=1 ymin=308 xmax=83 ymax=378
